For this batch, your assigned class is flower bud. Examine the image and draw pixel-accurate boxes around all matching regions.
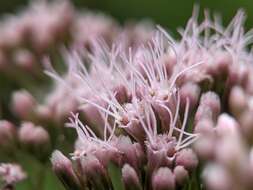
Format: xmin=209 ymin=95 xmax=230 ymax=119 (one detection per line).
xmin=200 ymin=92 xmax=221 ymax=119
xmin=147 ymin=135 xmax=176 ymax=173
xmin=0 ymin=120 xmax=16 ymax=148
xmin=215 ymin=132 xmax=247 ymax=171
xmin=194 ymin=136 xmax=216 ymax=160
xmin=207 ymin=52 xmax=231 ymax=76
xmin=0 ymin=163 xmax=26 ymax=186
xmin=80 ymin=99 xmax=105 ymax=138
xmin=195 ymin=92 xmax=220 ymax=124
xmin=194 ymin=118 xmax=214 ymax=135
xmin=122 ymin=164 xmax=142 ymax=190
xmin=152 ymin=100 xmax=176 ymax=133
xmin=123 ymin=119 xmax=146 ymax=143
xmin=159 ymin=52 xmax=176 ymax=78
xmin=35 ymin=105 xmax=52 ymax=121
xmin=228 ymin=63 xmax=248 ymax=87
xmin=180 ymin=82 xmax=200 ymax=109
xmin=93 ymin=146 xmax=122 ymax=168
xmin=46 ymin=86 xmax=78 ymax=122
xmin=13 ymin=49 xmax=36 ymax=71
xmin=175 ymin=148 xmax=198 ymax=171
xmin=18 ymin=122 xmax=50 ymax=159
xmin=133 ymin=142 xmax=146 ymax=168
xmin=173 ymin=165 xmax=189 ymax=186
xmin=116 ymin=136 xmax=141 ymax=171
xmin=216 ymin=113 xmax=239 ymax=136
xmin=229 ymin=86 xmax=247 ymax=117
xmin=113 ymin=84 xmax=129 ymax=104
xmin=51 ymin=150 xmax=81 ymax=190
xmin=152 ymin=167 xmax=175 ymax=190
xmin=79 ymin=154 xmax=109 ymax=190
xmin=11 ymin=90 xmax=36 ymax=119
xmin=203 ymin=164 xmax=232 ymax=190
xmin=195 ymin=106 xmax=213 ymax=124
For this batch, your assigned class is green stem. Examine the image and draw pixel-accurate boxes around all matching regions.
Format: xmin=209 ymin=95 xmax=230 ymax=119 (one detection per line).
xmin=36 ymin=165 xmax=46 ymax=190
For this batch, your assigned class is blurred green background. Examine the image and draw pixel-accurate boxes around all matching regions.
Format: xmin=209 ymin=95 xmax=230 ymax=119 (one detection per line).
xmin=0 ymin=0 xmax=253 ymax=32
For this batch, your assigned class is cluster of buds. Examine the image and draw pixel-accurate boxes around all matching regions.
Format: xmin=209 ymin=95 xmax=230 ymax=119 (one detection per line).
xmin=185 ymin=12 xmax=253 ymax=190
xmin=0 ymin=0 xmax=154 ymax=75
xmin=0 ymin=0 xmax=156 ymax=126
xmin=49 ymin=22 xmax=202 ymax=190
xmin=0 ymin=2 xmax=157 ymax=189
xmin=195 ymin=114 xmax=253 ymax=190
xmin=0 ymin=119 xmax=50 ymax=162
xmin=0 ymin=0 xmax=74 ymax=71
xmin=0 ymin=163 xmax=26 ymax=190
xmin=47 ymin=9 xmax=253 ymax=190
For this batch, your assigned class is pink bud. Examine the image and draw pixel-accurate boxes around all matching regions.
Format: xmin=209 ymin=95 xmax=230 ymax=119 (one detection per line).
xmin=0 ymin=19 xmax=25 ymax=49
xmin=0 ymin=163 xmax=26 ymax=185
xmin=0 ymin=120 xmax=16 ymax=148
xmin=173 ymin=165 xmax=189 ymax=186
xmin=18 ymin=122 xmax=49 ymax=146
xmin=175 ymin=148 xmax=198 ymax=171
xmin=122 ymin=119 xmax=146 ymax=143
xmin=116 ymin=136 xmax=142 ymax=171
xmin=216 ymin=113 xmax=239 ymax=136
xmin=13 ymin=49 xmax=36 ymax=71
xmin=228 ymin=63 xmax=248 ymax=87
xmin=122 ymin=164 xmax=142 ymax=190
xmin=180 ymin=82 xmax=200 ymax=109
xmin=215 ymin=132 xmax=247 ymax=170
xmin=51 ymin=150 xmax=81 ymax=190
xmin=79 ymin=154 xmax=109 ymax=190
xmin=35 ymin=105 xmax=52 ymax=120
xmin=80 ymin=98 xmax=106 ymax=138
xmin=229 ymin=86 xmax=247 ymax=116
xmin=195 ymin=106 xmax=213 ymax=124
xmin=147 ymin=135 xmax=176 ymax=173
xmin=152 ymin=167 xmax=175 ymax=190
xmin=161 ymin=52 xmax=176 ymax=78
xmin=152 ymin=100 xmax=176 ymax=132
xmin=133 ymin=142 xmax=146 ymax=169
xmin=203 ymin=164 xmax=232 ymax=190
xmin=207 ymin=52 xmax=231 ymax=76
xmin=194 ymin=136 xmax=216 ymax=160
xmin=200 ymin=92 xmax=221 ymax=118
xmin=194 ymin=119 xmax=214 ymax=135
xmin=195 ymin=92 xmax=220 ymax=123
xmin=18 ymin=122 xmax=50 ymax=159
xmin=93 ymin=146 xmax=122 ymax=168
xmin=11 ymin=90 xmax=36 ymax=119
xmin=113 ymin=84 xmax=129 ymax=104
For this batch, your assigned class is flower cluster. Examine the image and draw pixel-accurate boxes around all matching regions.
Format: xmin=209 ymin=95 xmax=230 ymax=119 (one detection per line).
xmin=49 ymin=10 xmax=253 ymax=190
xmin=1 ymin=1 xmax=253 ymax=190
xmin=0 ymin=1 xmax=155 ymax=189
xmin=0 ymin=163 xmax=26 ymax=189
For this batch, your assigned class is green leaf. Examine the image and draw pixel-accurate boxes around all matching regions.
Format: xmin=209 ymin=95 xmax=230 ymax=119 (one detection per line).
xmin=107 ymin=162 xmax=125 ymax=190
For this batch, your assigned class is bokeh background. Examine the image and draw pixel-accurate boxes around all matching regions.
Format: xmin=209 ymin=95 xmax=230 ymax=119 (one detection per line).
xmin=1 ymin=0 xmax=253 ymax=32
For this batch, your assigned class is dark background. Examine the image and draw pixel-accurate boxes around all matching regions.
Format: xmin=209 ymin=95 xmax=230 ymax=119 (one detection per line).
xmin=1 ymin=0 xmax=253 ymax=32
